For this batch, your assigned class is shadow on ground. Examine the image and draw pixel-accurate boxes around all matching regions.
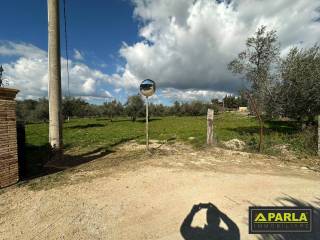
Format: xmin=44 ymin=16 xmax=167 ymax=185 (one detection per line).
xmin=256 ymin=196 xmax=320 ymax=240
xmin=224 ymin=122 xmax=299 ymax=136
xmin=266 ymin=121 xmax=300 ymax=133
xmin=136 ymin=118 xmax=162 ymax=123
xmin=20 ymin=136 xmax=142 ymax=180
xmin=66 ymin=123 xmax=106 ymax=129
xmin=94 ymin=118 xmax=162 ymax=123
xmin=95 ymin=118 xmax=131 ymax=122
xmin=180 ymin=202 xmax=240 ymax=240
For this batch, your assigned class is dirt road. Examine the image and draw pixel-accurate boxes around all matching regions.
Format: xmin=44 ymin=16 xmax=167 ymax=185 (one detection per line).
xmin=0 ymin=141 xmax=319 ymax=239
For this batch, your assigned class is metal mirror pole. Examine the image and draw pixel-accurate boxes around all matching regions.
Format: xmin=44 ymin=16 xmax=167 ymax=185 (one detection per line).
xmin=140 ymin=79 xmax=155 ymax=151
xmin=146 ymin=96 xmax=149 ymax=151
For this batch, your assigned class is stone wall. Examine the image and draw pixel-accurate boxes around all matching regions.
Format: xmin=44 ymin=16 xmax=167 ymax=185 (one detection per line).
xmin=0 ymin=88 xmax=19 ymax=188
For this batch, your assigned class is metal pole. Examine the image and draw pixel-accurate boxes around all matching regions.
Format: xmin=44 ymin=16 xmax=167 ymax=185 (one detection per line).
xmin=146 ymin=96 xmax=149 ymax=150
xmin=48 ymin=0 xmax=63 ymax=158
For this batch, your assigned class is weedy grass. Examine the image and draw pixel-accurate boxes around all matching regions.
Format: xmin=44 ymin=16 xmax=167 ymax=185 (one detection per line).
xmin=24 ymin=112 xmax=317 ymax=179
xmin=18 ymin=112 xmax=317 ymax=190
xmin=26 ymin=112 xmax=317 ymax=155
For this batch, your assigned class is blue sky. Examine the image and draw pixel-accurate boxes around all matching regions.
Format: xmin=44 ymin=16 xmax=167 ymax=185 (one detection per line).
xmin=0 ymin=0 xmax=138 ymax=71
xmin=0 ymin=0 xmax=144 ymax=104
xmin=0 ymin=0 xmax=319 ymax=105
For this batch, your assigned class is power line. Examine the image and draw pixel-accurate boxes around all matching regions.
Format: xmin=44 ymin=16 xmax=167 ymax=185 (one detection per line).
xmin=63 ymin=0 xmax=70 ymax=97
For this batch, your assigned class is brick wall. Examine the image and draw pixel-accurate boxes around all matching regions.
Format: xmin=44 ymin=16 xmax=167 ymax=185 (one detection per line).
xmin=0 ymin=88 xmax=19 ymax=188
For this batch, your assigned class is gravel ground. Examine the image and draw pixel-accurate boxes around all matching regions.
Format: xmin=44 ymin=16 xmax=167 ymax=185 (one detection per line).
xmin=0 ymin=141 xmax=319 ymax=240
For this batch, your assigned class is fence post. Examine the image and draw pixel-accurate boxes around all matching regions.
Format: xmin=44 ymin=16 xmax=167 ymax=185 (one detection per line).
xmin=207 ymin=109 xmax=214 ymax=145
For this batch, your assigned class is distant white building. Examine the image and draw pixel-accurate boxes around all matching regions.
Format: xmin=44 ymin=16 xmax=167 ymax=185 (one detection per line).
xmin=238 ymin=107 xmax=248 ymax=112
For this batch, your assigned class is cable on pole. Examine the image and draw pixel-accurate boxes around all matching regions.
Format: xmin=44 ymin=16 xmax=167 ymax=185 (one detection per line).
xmin=63 ymin=0 xmax=70 ymax=97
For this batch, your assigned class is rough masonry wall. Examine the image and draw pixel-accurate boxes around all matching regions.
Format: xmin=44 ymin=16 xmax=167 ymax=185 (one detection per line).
xmin=0 ymin=89 xmax=19 ymax=188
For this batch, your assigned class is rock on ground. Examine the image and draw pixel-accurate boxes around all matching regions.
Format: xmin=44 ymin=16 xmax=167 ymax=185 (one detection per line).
xmin=221 ymin=138 xmax=246 ymax=151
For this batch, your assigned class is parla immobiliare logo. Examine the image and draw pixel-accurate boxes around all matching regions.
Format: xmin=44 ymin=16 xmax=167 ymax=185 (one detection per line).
xmin=249 ymin=207 xmax=313 ymax=233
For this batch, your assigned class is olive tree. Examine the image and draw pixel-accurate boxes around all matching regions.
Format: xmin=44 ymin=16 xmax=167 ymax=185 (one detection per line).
xmin=125 ymin=95 xmax=144 ymax=121
xmin=104 ymin=100 xmax=123 ymax=121
xmin=228 ymin=25 xmax=280 ymax=151
xmin=280 ymin=45 xmax=320 ymax=123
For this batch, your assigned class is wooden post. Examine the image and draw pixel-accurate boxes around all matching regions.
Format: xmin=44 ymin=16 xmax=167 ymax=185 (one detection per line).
xmin=207 ymin=109 xmax=214 ymax=145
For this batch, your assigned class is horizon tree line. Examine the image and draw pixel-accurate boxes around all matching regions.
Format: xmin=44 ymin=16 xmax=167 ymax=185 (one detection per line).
xmin=16 ymin=94 xmax=247 ymax=123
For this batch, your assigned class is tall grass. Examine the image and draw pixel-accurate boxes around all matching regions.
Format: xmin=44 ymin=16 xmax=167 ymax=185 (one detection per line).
xmin=26 ymin=113 xmax=317 ymax=157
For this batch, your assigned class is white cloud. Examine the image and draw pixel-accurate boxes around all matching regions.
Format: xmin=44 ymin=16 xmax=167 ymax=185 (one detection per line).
xmin=99 ymin=63 xmax=108 ymax=68
xmin=82 ymin=78 xmax=96 ymax=94
xmin=0 ymin=41 xmax=115 ymax=100
xmin=161 ymin=88 xmax=228 ymax=102
xmin=4 ymin=55 xmax=48 ymax=98
xmin=1 ymin=0 xmax=320 ymax=104
xmin=73 ymin=49 xmax=84 ymax=61
xmin=117 ymin=0 xmax=320 ymax=96
xmin=103 ymin=90 xmax=113 ymax=98
xmin=114 ymin=88 xmax=122 ymax=93
xmin=0 ymin=41 xmax=46 ymax=59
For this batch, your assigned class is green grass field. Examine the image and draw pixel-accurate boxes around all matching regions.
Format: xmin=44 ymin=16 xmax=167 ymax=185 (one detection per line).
xmin=24 ymin=112 xmax=317 ymax=178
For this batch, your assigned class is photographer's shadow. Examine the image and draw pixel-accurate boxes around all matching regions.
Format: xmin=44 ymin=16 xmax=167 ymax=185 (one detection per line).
xmin=180 ymin=203 xmax=240 ymax=240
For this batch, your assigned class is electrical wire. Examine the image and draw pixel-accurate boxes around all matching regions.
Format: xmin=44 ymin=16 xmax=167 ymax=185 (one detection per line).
xmin=63 ymin=0 xmax=70 ymax=97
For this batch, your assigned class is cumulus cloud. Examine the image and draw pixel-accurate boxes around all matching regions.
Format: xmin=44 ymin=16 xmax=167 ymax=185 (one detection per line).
xmin=1 ymin=0 xmax=320 ymax=103
xmin=118 ymin=0 xmax=320 ymax=98
xmin=73 ymin=49 xmax=84 ymax=61
xmin=161 ymin=88 xmax=229 ymax=102
xmin=0 ymin=41 xmax=46 ymax=59
xmin=0 ymin=41 xmax=114 ymax=100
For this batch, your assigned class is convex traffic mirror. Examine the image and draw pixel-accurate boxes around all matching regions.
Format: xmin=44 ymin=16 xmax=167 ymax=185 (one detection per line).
xmin=140 ymin=79 xmax=156 ymax=97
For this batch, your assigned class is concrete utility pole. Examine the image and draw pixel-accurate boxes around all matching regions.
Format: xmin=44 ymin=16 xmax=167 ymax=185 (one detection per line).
xmin=48 ymin=0 xmax=63 ymax=158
